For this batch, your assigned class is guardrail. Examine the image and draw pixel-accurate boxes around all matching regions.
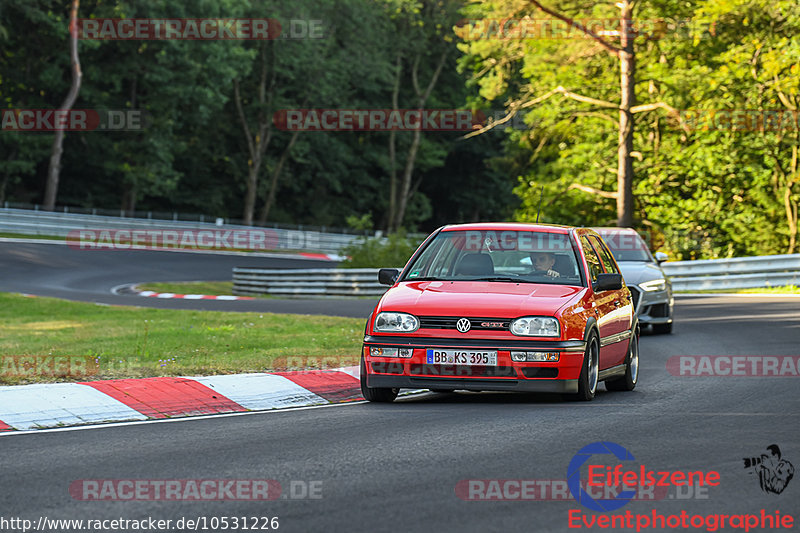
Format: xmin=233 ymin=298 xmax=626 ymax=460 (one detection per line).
xmin=232 ymin=254 xmax=800 ymax=298
xmin=661 ymin=254 xmax=800 ymax=291
xmin=0 ymin=207 xmax=370 ymax=255
xmin=233 ymin=268 xmax=390 ymax=297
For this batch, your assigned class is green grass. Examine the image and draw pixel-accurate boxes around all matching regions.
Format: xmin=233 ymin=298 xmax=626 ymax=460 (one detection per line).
xmin=676 ymin=285 xmax=800 ymax=294
xmin=0 ymin=292 xmax=364 ymax=385
xmin=0 ymin=232 xmax=62 ymax=240
xmin=136 ymin=281 xmax=237 ymax=296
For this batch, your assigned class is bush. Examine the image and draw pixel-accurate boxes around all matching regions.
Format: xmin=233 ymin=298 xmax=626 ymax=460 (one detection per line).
xmin=340 ymin=231 xmax=421 ymax=268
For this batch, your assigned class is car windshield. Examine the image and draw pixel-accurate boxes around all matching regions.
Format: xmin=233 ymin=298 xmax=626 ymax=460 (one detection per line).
xmin=402 ymin=229 xmax=583 ymax=286
xmin=596 ymin=231 xmax=653 ymax=262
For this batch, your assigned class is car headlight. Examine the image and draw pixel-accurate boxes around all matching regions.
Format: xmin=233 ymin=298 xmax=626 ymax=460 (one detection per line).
xmin=639 ymin=279 xmax=666 ymax=292
xmin=510 ymin=316 xmax=560 ymax=337
xmin=374 ymin=312 xmax=420 ymax=333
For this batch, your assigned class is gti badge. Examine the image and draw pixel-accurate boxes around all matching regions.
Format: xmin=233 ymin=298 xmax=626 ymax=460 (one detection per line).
xmin=456 ymin=318 xmax=471 ymax=333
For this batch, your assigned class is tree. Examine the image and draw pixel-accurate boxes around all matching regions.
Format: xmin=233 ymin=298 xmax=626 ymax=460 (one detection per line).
xmin=460 ymin=0 xmax=685 ymax=227
xmin=43 ymin=0 xmax=81 ymax=210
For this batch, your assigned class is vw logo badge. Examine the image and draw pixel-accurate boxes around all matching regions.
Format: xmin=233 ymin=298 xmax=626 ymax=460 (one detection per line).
xmin=456 ymin=318 xmax=471 ymax=333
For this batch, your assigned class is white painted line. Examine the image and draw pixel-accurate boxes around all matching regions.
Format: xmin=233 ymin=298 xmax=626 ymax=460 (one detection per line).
xmin=0 ymin=383 xmax=147 ymax=430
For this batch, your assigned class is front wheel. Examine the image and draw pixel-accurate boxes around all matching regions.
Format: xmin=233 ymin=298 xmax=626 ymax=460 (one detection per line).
xmin=360 ymin=355 xmax=398 ymax=403
xmin=606 ymin=332 xmax=638 ymax=391
xmin=571 ymin=333 xmax=599 ymax=401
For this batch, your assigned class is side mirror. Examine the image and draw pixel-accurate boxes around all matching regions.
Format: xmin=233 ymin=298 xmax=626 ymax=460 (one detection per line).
xmin=654 ymin=251 xmax=668 ymax=264
xmin=595 ymin=273 xmax=623 ymax=292
xmin=378 ymin=268 xmax=400 ymax=286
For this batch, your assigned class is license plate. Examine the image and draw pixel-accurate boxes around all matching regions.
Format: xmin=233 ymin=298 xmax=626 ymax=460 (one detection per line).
xmin=426 ymin=349 xmax=497 ymax=366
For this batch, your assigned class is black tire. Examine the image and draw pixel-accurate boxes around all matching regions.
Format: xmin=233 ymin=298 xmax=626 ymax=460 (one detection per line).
xmin=605 ymin=332 xmax=638 ymax=392
xmin=360 ymin=356 xmax=398 ymax=403
xmin=571 ymin=332 xmax=599 ymax=401
xmin=652 ymin=322 xmax=673 ymax=334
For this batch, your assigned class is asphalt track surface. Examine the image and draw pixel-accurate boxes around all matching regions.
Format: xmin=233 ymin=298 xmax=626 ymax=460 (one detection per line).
xmin=2 ymin=241 xmax=800 ymax=532
xmin=0 ymin=240 xmax=375 ymax=317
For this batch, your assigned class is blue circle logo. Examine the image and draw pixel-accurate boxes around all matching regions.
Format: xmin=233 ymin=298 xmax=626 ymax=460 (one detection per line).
xmin=567 ymin=441 xmax=637 ymax=512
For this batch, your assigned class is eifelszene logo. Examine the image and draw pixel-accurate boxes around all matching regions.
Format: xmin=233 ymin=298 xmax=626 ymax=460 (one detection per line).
xmin=743 ymin=445 xmax=794 ymax=495
xmin=567 ymin=441 xmax=721 ymax=512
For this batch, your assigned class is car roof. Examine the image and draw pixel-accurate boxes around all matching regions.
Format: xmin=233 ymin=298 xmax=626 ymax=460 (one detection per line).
xmin=591 ymin=227 xmax=640 ymax=235
xmin=441 ymin=222 xmax=572 ymax=234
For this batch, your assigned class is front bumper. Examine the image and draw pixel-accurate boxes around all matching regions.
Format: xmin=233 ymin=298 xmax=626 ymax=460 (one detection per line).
xmin=634 ymin=288 xmax=673 ymax=325
xmin=363 ymin=335 xmax=585 ymax=394
xmin=367 ymin=374 xmax=579 ymax=393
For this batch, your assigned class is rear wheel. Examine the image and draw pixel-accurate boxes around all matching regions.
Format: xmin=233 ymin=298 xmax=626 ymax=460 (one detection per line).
xmin=571 ymin=332 xmax=599 ymax=401
xmin=606 ymin=333 xmax=638 ymax=391
xmin=652 ymin=322 xmax=672 ymax=334
xmin=360 ymin=356 xmax=398 ymax=403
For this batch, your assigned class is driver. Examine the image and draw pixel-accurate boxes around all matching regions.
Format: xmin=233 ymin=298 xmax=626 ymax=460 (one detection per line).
xmin=530 ymin=252 xmax=560 ymax=278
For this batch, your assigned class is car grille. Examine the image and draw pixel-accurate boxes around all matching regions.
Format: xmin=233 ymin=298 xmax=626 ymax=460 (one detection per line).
xmin=408 ymin=364 xmax=516 ymax=377
xmin=418 ymin=316 xmax=510 ymax=331
xmin=520 ymin=367 xmax=559 ymax=378
xmin=628 ymin=286 xmax=641 ymax=311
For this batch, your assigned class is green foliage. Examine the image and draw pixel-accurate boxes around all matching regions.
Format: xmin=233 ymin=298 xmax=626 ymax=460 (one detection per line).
xmin=340 ymin=231 xmax=421 ymax=268
xmin=458 ymin=0 xmax=800 ymax=258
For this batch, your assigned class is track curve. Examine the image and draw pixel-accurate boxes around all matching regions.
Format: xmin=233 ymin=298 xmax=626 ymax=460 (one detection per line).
xmin=0 ymin=240 xmax=376 ymax=317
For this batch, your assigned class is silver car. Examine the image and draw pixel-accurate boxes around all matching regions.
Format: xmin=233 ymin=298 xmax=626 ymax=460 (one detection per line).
xmin=593 ymin=228 xmax=674 ymax=334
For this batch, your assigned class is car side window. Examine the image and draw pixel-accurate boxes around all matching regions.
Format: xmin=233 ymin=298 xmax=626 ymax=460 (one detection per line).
xmin=580 ymin=235 xmax=603 ymax=283
xmin=589 ymin=235 xmax=619 ymax=275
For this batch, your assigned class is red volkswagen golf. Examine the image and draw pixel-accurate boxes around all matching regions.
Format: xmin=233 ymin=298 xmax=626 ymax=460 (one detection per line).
xmin=360 ymin=223 xmax=639 ymax=402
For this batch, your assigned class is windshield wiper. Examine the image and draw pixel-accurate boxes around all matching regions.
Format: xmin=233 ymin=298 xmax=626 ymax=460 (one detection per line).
xmin=465 ymin=276 xmax=525 ymax=283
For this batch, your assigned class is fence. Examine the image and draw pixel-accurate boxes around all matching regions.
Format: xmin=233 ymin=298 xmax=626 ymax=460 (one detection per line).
xmin=0 ymin=207 xmax=371 ymax=255
xmin=232 ymin=268 xmax=390 ymax=297
xmin=661 ymin=254 xmax=800 ymax=292
xmin=232 ymin=255 xmax=800 ymax=298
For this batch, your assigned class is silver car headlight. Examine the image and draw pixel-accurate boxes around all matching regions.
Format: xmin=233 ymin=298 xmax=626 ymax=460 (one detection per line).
xmin=639 ymin=279 xmax=666 ymax=292
xmin=510 ymin=316 xmax=560 ymax=337
xmin=374 ymin=312 xmax=420 ymax=333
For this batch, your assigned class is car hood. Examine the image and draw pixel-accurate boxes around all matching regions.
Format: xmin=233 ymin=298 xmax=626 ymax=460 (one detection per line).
xmin=378 ymin=281 xmax=586 ymax=318
xmin=617 ymin=261 xmax=667 ymax=286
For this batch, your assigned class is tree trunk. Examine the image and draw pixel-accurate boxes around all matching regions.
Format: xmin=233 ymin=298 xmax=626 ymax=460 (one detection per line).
xmin=390 ymin=50 xmax=447 ymax=232
xmin=235 ymin=43 xmax=275 ymax=226
xmin=43 ymin=0 xmax=81 ymax=211
xmin=121 ymin=181 xmax=137 ymax=215
xmin=392 ymin=127 xmax=422 ymax=232
xmin=786 ymin=144 xmax=798 ymax=254
xmin=258 ymin=130 xmax=300 ymax=224
xmin=387 ymin=54 xmax=402 ymax=232
xmin=616 ymin=0 xmax=635 ymax=227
